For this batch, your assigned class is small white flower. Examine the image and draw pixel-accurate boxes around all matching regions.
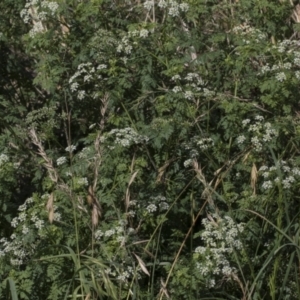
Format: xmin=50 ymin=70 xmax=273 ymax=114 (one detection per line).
xmin=0 ymin=154 xmax=9 ymax=166
xmin=78 ymin=90 xmax=86 ymax=100
xmin=207 ymin=279 xmax=215 ymax=288
xmin=255 ymin=115 xmax=264 ymax=121
xmin=260 ymin=65 xmax=270 ymax=74
xmin=116 ymin=44 xmax=123 ymax=52
xmin=18 ymin=212 xmax=27 ymax=222
xmin=179 ymin=3 xmax=189 ymax=12
xmin=54 ymin=212 xmax=61 ymax=221
xmin=95 ymin=230 xmax=104 ymax=240
xmin=34 ymin=219 xmax=44 ymax=229
xmin=172 ymin=86 xmax=182 ymax=93
xmin=195 ymin=246 xmax=206 ymax=254
xmin=83 ymin=74 xmax=92 ymax=82
xmin=274 ymin=177 xmax=280 ymax=183
xmin=236 ymin=135 xmax=246 ymax=144
xmin=159 ymin=202 xmax=169 ymax=211
xmin=158 ymin=0 xmax=168 ymax=8
xmin=222 ymin=265 xmax=233 ymax=276
xmin=146 ymin=204 xmax=157 ymax=213
xmin=262 ymin=180 xmax=272 ymax=190
xmin=184 ymin=159 xmax=193 ymax=168
xmin=251 ymin=136 xmax=262 ymax=151
xmin=171 ymin=74 xmax=181 ymax=81
xmin=124 ymin=45 xmax=133 ymax=54
xmin=25 ymin=197 xmax=34 ymax=204
xmin=22 ymin=225 xmax=29 ymax=234
xmin=11 ymin=218 xmax=19 ymax=228
xmin=184 ymin=91 xmax=193 ymax=100
xmin=128 ymin=30 xmax=139 ymax=37
xmin=197 ymin=138 xmax=214 ymax=150
xmin=77 ymin=177 xmax=88 ymax=186
xmin=275 ymin=72 xmax=286 ymax=82
xmin=292 ymin=167 xmax=300 ymax=176
xmin=168 ymin=6 xmax=179 ymax=17
xmin=46 ymin=1 xmax=59 ymax=15
xmin=143 ymin=0 xmax=153 ymax=10
xmin=70 ymin=82 xmax=79 ymax=92
xmin=65 ymin=145 xmax=76 ymax=153
xmin=129 ymin=200 xmax=137 ymax=206
xmin=242 ymin=119 xmax=250 ymax=127
xmin=31 ymin=214 xmax=39 ymax=222
xmin=139 ymin=29 xmax=149 ymax=38
xmin=295 ymin=71 xmax=300 ymax=80
xmin=57 ymin=156 xmax=67 ymax=166
xmin=104 ymin=229 xmax=115 ymax=237
xmin=203 ymin=88 xmax=214 ymax=97
xmin=97 ymin=64 xmax=107 ymax=70
xmin=18 ymin=204 xmax=27 ymax=212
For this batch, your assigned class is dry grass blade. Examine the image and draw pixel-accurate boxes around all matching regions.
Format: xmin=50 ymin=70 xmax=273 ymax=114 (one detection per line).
xmin=158 ymin=278 xmax=170 ymax=299
xmin=133 ymin=253 xmax=150 ymax=276
xmin=251 ymin=163 xmax=258 ymax=195
xmin=92 ymin=203 xmax=101 ymax=227
xmin=156 ymin=158 xmax=176 ymax=183
xmin=88 ymin=94 xmax=109 ymax=225
xmin=46 ymin=192 xmax=54 ymax=223
xmin=125 ymin=170 xmax=139 ymax=211
xmin=84 ymin=294 xmax=91 ymax=300
xmin=192 ymin=159 xmax=215 ymax=207
xmin=29 ymin=128 xmax=58 ymax=184
xmin=292 ymin=4 xmax=300 ymax=23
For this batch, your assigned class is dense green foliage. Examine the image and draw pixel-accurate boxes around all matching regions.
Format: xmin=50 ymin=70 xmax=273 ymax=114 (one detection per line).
xmin=1 ymin=0 xmax=300 ymax=299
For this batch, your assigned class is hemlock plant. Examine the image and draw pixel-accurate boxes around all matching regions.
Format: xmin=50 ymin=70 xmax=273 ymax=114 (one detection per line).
xmin=0 ymin=0 xmax=300 ymax=299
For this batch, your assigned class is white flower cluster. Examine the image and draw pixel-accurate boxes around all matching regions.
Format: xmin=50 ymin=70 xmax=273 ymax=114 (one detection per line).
xmin=148 ymin=195 xmax=169 ymax=212
xmin=185 ymin=73 xmax=203 ymax=84
xmin=77 ymin=177 xmax=88 ymax=186
xmin=65 ymin=145 xmax=76 ymax=153
xmin=172 ymin=86 xmax=182 ymax=93
xmin=183 ymin=158 xmax=193 ymax=168
xmin=194 ymin=214 xmax=244 ymax=287
xmin=116 ymin=36 xmax=133 ymax=54
xmin=171 ymin=71 xmax=212 ymax=101
xmin=143 ymin=0 xmax=153 ymax=10
xmin=0 ymin=237 xmax=32 ymax=265
xmin=258 ymin=39 xmax=300 ymax=82
xmin=145 ymin=203 xmax=156 ymax=213
xmin=259 ymin=160 xmax=300 ymax=190
xmin=143 ymin=0 xmax=189 ymax=16
xmin=95 ymin=229 xmax=104 ymax=240
xmin=20 ymin=0 xmax=59 ymax=37
xmin=197 ymin=137 xmax=214 ymax=150
xmin=57 ymin=156 xmax=67 ymax=166
xmin=0 ymin=154 xmax=9 ymax=167
xmin=69 ymin=62 xmax=109 ymax=100
xmin=231 ymin=24 xmax=267 ymax=44
xmin=239 ymin=116 xmax=278 ymax=151
xmin=168 ymin=0 xmax=189 ymax=16
xmin=107 ymin=127 xmax=149 ymax=147
xmin=117 ymin=266 xmax=136 ymax=282
xmin=78 ymin=147 xmax=92 ymax=159
xmin=69 ymin=62 xmax=97 ymax=100
xmin=95 ymin=220 xmax=127 ymax=246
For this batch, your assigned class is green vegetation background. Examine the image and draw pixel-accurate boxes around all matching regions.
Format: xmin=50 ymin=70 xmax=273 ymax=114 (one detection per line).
xmin=1 ymin=0 xmax=300 ymax=299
